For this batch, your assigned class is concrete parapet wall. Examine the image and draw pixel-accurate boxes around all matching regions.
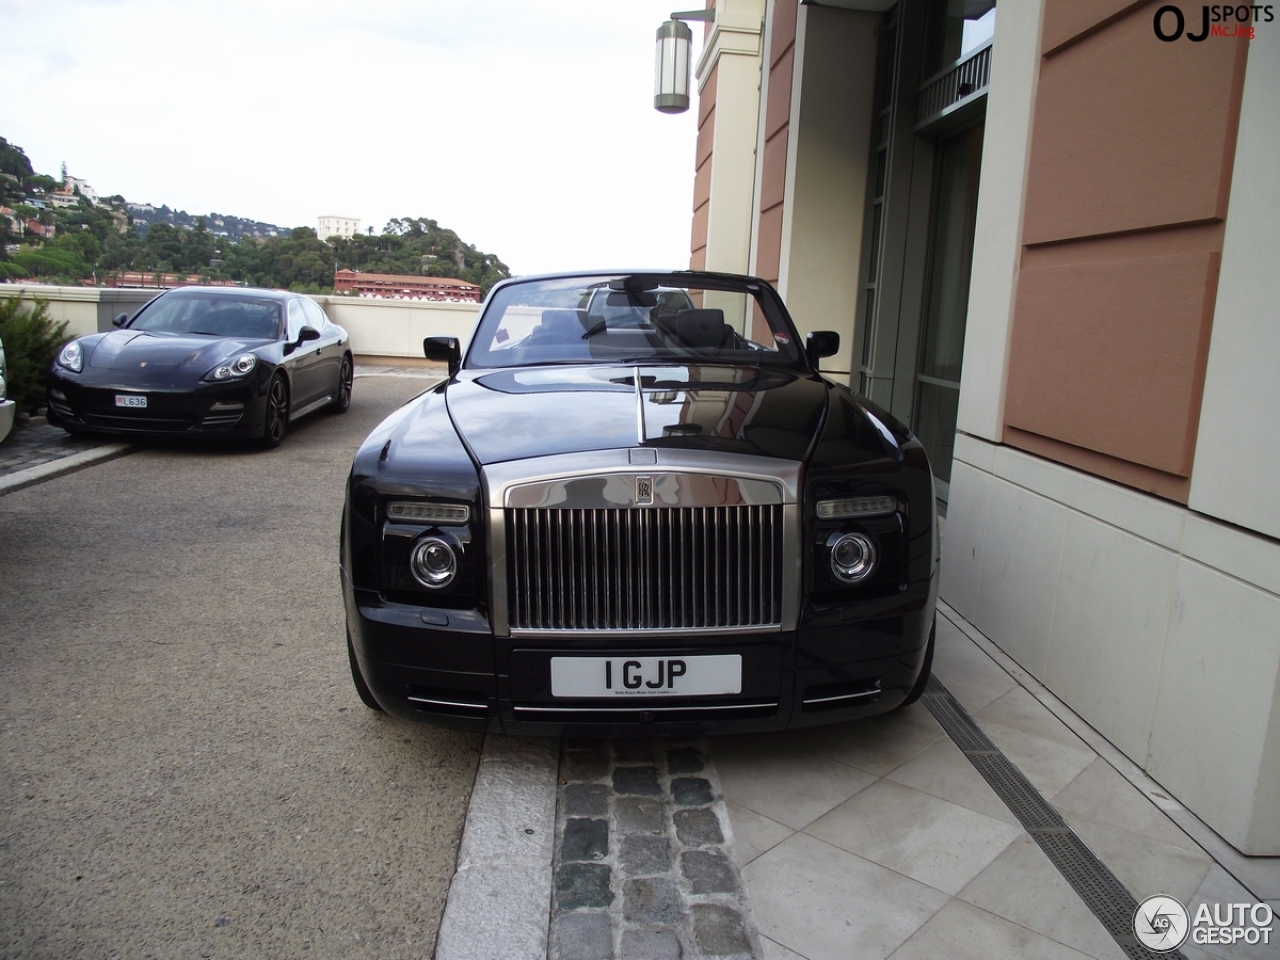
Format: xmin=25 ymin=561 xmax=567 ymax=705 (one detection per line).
xmin=0 ymin=285 xmax=481 ymax=360
xmin=309 ymin=295 xmax=480 ymax=359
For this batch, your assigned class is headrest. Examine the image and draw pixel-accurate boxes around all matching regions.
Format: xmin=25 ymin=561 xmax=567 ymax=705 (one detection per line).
xmin=539 ymin=309 xmax=587 ymax=334
xmin=676 ymin=309 xmax=727 ymax=348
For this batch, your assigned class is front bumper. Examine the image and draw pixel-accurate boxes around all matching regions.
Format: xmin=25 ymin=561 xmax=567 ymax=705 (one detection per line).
xmin=47 ymin=371 xmax=268 ymax=439
xmin=343 ymin=571 xmax=936 ymax=737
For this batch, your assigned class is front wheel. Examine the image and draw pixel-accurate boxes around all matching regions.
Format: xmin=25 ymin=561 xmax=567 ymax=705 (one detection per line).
xmin=329 ymin=355 xmax=353 ymax=413
xmin=898 ymin=616 xmax=936 ymax=708
xmin=259 ymin=374 xmax=288 ymax=449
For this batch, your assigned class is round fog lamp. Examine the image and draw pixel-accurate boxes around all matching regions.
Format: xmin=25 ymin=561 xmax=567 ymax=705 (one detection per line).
xmin=410 ymin=537 xmax=457 ymax=589
xmin=829 ymin=532 xmax=877 ymax=583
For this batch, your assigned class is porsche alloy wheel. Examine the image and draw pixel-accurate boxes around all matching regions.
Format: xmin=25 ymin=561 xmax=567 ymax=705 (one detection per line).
xmin=330 ymin=355 xmax=353 ymax=413
xmin=260 ymin=375 xmax=288 ymax=449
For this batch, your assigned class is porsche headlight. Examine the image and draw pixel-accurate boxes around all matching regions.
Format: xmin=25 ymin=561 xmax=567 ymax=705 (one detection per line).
xmin=57 ymin=340 xmax=84 ymax=373
xmin=207 ymin=353 xmax=257 ymax=381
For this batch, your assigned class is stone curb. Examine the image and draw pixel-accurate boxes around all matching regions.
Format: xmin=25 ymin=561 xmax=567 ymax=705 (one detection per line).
xmin=435 ymin=735 xmax=560 ymax=960
xmin=0 ymin=443 xmax=137 ymax=497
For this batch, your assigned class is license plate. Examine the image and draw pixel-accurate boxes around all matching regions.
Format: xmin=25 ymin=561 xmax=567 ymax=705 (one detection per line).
xmin=550 ymin=655 xmax=742 ymax=698
xmin=114 ymin=394 xmax=147 ymax=408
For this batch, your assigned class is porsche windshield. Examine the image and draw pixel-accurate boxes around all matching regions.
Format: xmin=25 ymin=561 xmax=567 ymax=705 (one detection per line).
xmin=130 ymin=294 xmax=283 ymax=339
xmin=466 ymin=274 xmax=807 ymax=369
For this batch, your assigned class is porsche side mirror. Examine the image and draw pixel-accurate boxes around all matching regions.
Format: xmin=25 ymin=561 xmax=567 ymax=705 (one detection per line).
xmin=298 ymin=325 xmax=320 ymax=343
xmin=424 ymin=336 xmax=461 ymax=377
xmin=112 ymin=312 xmax=129 ymax=328
xmin=807 ymin=330 xmax=840 ymax=365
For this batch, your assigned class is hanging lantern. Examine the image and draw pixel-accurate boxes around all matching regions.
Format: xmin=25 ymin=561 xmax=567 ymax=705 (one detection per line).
xmin=654 ymin=18 xmax=693 ymax=114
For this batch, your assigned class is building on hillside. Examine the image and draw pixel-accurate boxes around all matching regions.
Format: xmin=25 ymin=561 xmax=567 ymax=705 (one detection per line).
xmin=105 ymin=271 xmax=240 ymax=289
xmin=332 ymin=268 xmax=480 ymax=302
xmin=47 ymin=191 xmax=78 ymax=210
xmin=687 ymin=0 xmax=1279 ymax=855
xmin=317 ymin=215 xmax=361 ymax=240
xmin=64 ymin=175 xmax=97 ymax=205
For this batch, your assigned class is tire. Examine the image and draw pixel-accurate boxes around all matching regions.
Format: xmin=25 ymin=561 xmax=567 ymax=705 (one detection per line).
xmin=898 ymin=616 xmax=936 ymax=708
xmin=259 ymin=374 xmax=288 ymax=448
xmin=329 ymin=354 xmax=353 ymax=413
xmin=347 ymin=633 xmax=384 ymax=712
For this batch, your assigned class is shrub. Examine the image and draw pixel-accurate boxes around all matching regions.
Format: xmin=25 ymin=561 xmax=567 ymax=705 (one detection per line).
xmin=0 ymin=296 xmax=68 ymax=416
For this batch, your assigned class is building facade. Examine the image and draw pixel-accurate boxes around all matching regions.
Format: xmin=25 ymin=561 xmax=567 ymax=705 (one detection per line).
xmin=317 ymin=215 xmax=361 ymax=240
xmin=690 ymin=0 xmax=1280 ymax=854
xmin=332 ymin=269 xmax=481 ymax=302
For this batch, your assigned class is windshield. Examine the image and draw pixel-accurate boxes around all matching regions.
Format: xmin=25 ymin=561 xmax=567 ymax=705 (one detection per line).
xmin=466 ymin=273 xmax=807 ymax=369
xmin=130 ymin=293 xmax=282 ymax=339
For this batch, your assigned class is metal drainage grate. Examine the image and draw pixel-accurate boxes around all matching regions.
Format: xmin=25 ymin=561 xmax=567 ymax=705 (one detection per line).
xmin=921 ymin=676 xmax=1188 ymax=960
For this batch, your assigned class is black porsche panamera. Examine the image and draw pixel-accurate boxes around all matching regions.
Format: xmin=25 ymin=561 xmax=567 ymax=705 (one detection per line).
xmin=46 ymin=286 xmax=353 ymax=447
xmin=342 ymin=270 xmax=939 ymax=737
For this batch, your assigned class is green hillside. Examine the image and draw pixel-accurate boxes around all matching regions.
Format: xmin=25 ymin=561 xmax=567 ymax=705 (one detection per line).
xmin=0 ymin=136 xmax=511 ymax=294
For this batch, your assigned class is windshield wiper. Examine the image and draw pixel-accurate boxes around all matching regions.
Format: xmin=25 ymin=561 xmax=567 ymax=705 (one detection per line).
xmin=581 ymin=319 xmax=608 ymax=339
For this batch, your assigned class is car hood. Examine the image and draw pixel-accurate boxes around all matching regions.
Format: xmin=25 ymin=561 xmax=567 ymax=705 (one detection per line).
xmin=444 ymin=364 xmax=829 ymax=464
xmin=87 ymin=330 xmax=263 ymax=375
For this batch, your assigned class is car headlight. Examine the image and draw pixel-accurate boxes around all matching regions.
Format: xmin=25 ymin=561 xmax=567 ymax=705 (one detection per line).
xmin=57 ymin=340 xmax=84 ymax=373
xmin=206 ymin=353 xmax=257 ymax=381
xmin=410 ymin=537 xmax=458 ymax=589
xmin=388 ymin=501 xmax=470 ymax=524
xmin=816 ymin=496 xmax=896 ymax=519
xmin=828 ymin=531 xmax=877 ymax=583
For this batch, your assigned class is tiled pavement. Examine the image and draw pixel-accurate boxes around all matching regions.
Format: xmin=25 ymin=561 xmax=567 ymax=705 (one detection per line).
xmin=716 ymin=610 xmax=1280 ymax=960
xmin=544 ymin=609 xmax=1279 ymax=960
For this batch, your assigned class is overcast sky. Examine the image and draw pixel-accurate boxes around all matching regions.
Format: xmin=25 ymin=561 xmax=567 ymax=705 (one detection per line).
xmin=0 ymin=0 xmax=704 ymax=275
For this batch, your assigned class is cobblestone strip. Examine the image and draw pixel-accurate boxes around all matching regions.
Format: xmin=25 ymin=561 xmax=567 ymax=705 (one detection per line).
xmin=551 ymin=740 xmax=762 ymax=960
xmin=0 ymin=418 xmax=109 ymax=479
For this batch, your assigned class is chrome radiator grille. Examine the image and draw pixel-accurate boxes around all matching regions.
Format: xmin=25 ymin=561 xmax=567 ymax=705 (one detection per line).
xmin=506 ymin=506 xmax=784 ymax=631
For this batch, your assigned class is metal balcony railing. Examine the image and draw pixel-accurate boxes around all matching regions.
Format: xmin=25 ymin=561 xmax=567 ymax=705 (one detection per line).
xmin=916 ymin=40 xmax=992 ymax=130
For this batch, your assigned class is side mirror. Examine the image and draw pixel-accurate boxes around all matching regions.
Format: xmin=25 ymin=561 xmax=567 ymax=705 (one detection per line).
xmin=424 ymin=336 xmax=461 ymax=377
xmin=806 ymin=330 xmax=840 ymax=365
xmin=112 ymin=312 xmax=129 ymax=328
xmin=298 ymin=325 xmax=321 ymax=343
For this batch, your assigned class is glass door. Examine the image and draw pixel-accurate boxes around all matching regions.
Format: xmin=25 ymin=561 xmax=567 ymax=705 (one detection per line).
xmin=913 ymin=122 xmax=984 ymax=501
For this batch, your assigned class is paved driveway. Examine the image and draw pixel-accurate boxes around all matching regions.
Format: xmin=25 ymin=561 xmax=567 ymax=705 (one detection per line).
xmin=0 ymin=376 xmax=482 ymax=960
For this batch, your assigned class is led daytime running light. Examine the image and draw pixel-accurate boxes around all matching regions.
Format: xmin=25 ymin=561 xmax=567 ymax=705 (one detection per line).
xmin=816 ymin=496 xmax=896 ymax=519
xmin=388 ymin=502 xmax=470 ymax=524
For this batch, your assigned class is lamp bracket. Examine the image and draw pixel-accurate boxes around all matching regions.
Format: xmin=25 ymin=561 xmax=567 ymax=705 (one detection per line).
xmin=670 ymin=9 xmax=716 ymax=22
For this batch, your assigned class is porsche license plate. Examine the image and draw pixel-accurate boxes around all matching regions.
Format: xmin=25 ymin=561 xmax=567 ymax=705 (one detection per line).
xmin=114 ymin=395 xmax=147 ymax=408
xmin=550 ymin=655 xmax=742 ymax=698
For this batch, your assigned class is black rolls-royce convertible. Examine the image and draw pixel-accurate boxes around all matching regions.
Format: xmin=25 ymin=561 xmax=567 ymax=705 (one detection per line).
xmin=47 ymin=286 xmax=353 ymax=447
xmin=342 ymin=270 xmax=938 ymax=736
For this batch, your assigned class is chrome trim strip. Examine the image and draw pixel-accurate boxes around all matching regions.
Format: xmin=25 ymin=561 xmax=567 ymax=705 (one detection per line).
xmin=513 ymin=701 xmax=777 ymax=714
xmin=508 ymin=623 xmax=781 ymax=639
xmin=488 ymin=506 xmax=509 ymax=637
xmin=781 ymin=503 xmax=801 ymax=631
xmin=803 ymin=689 xmax=882 ymax=706
xmin=506 ymin=473 xmax=783 ymax=509
xmin=483 ymin=450 xmax=802 ymax=506
xmin=634 ymin=365 xmax=645 ymax=444
xmin=291 ymin=395 xmax=333 ymax=419
xmin=407 ymin=696 xmax=489 ymax=711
